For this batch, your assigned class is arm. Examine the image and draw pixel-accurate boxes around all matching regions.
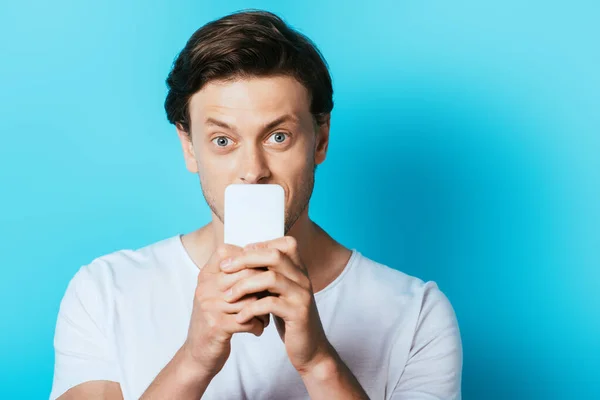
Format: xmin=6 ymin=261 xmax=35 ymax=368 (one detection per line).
xmin=298 ymin=343 xmax=369 ymax=400
xmin=57 ymin=342 xmax=217 ymax=400
xmin=57 ymin=381 xmax=123 ymax=400
xmin=138 ymin=343 xmax=215 ymax=399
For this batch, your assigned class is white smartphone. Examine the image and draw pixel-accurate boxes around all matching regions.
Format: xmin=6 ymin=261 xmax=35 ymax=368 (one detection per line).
xmin=223 ymin=184 xmax=285 ymax=247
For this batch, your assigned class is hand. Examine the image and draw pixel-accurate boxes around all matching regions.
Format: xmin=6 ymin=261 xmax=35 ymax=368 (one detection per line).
xmin=219 ymin=236 xmax=332 ymax=374
xmin=182 ymin=244 xmax=271 ymax=377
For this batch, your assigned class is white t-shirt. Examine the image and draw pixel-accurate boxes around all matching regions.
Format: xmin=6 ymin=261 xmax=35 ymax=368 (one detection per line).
xmin=50 ymin=235 xmax=462 ymax=399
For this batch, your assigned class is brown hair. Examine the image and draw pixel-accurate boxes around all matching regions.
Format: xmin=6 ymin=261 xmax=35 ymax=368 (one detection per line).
xmin=164 ymin=9 xmax=334 ymax=136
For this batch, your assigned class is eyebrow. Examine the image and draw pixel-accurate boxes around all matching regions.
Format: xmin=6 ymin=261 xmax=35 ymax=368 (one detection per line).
xmin=204 ymin=114 xmax=300 ymax=134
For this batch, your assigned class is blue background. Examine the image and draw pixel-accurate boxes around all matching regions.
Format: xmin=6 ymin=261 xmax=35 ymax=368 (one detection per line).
xmin=1 ymin=1 xmax=598 ymax=398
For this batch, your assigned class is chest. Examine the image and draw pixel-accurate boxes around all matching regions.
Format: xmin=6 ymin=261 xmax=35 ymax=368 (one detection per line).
xmin=111 ymin=294 xmax=397 ymax=399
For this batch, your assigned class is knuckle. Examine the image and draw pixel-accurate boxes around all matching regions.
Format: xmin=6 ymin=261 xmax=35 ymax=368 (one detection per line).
xmin=264 ymin=295 xmax=277 ymax=307
xmin=251 ymin=269 xmax=265 ymax=278
xmin=244 ymin=300 xmax=256 ymax=313
xmin=205 ymin=315 xmax=219 ymax=330
xmin=285 ymin=236 xmax=297 ymax=251
xmin=246 ymin=268 xmax=260 ymax=278
xmin=244 ymin=295 xmax=259 ymax=304
xmin=235 ymin=293 xmax=250 ymax=305
xmin=194 ymin=287 xmax=205 ymax=302
xmin=199 ymin=298 xmax=212 ymax=312
xmin=215 ymin=275 xmax=226 ymax=291
xmin=269 ymin=248 xmax=282 ymax=263
xmin=266 ymin=270 xmax=277 ymax=284
xmin=216 ymin=244 xmax=230 ymax=258
xmin=226 ymin=285 xmax=237 ymax=298
xmin=300 ymin=290 xmax=312 ymax=305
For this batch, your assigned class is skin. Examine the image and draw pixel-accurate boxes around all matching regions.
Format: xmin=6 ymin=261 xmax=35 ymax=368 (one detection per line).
xmin=59 ymin=75 xmax=368 ymax=399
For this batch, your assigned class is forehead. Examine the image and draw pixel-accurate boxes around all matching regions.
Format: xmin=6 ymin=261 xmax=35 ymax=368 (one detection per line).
xmin=188 ymin=75 xmax=311 ymax=126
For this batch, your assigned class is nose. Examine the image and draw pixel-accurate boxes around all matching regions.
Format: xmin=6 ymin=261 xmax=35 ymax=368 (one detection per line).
xmin=239 ymin=144 xmax=271 ymax=184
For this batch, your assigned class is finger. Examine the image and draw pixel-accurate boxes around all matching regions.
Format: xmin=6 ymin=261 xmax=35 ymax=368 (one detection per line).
xmin=221 ymin=314 xmax=266 ymax=337
xmin=225 ymin=269 xmax=300 ymax=304
xmin=245 ymin=236 xmax=302 ymax=266
xmin=221 ymin=248 xmax=304 ymax=285
xmin=236 ymin=295 xmax=292 ymax=325
xmin=216 ymin=267 xmax=266 ymax=293
xmin=217 ymin=294 xmax=259 ymax=314
xmin=203 ymin=243 xmax=244 ymax=274
xmin=213 ymin=295 xmax=270 ymax=329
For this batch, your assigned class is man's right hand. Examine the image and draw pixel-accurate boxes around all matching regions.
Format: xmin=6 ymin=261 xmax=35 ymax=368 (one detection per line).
xmin=138 ymin=243 xmax=270 ymax=400
xmin=181 ymin=243 xmax=270 ymax=377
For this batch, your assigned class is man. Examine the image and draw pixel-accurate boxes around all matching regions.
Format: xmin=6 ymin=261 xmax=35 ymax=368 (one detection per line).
xmin=50 ymin=9 xmax=462 ymax=400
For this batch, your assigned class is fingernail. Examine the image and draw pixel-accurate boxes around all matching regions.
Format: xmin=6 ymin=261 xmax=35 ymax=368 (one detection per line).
xmin=220 ymin=258 xmax=232 ymax=269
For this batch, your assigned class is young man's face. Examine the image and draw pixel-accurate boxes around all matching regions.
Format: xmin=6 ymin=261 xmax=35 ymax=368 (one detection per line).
xmin=176 ymin=75 xmax=330 ymax=234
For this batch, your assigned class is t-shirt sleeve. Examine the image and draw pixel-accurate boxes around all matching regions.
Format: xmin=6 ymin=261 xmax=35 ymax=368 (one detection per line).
xmin=49 ymin=264 xmax=120 ymax=400
xmin=390 ymin=282 xmax=463 ymax=400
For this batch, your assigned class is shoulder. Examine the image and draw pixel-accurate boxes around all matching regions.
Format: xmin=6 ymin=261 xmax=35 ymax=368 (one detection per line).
xmin=350 ymin=251 xmax=445 ymax=302
xmin=348 ymin=251 xmax=459 ymax=330
xmin=65 ymin=235 xmax=183 ymax=302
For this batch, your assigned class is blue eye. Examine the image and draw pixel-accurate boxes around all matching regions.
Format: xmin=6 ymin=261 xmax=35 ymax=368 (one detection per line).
xmin=269 ymin=132 xmax=288 ymax=144
xmin=213 ymin=136 xmax=231 ymax=147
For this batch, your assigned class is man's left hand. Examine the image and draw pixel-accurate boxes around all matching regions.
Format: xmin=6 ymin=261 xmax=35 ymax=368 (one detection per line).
xmin=219 ymin=236 xmax=332 ymax=374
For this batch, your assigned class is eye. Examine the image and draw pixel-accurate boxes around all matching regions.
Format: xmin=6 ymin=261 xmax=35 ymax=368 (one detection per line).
xmin=212 ymin=136 xmax=232 ymax=147
xmin=268 ymin=132 xmax=289 ymax=144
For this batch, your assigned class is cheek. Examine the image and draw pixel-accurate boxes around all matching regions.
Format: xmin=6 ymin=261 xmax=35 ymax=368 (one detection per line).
xmin=273 ymin=152 xmax=310 ymax=181
xmin=197 ymin=147 xmax=238 ymax=175
xmin=196 ymin=152 xmax=238 ymax=199
xmin=281 ymin=140 xmax=315 ymax=169
xmin=276 ymin=150 xmax=315 ymax=194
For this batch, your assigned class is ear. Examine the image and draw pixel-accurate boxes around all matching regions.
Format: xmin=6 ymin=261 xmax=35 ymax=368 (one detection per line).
xmin=176 ymin=123 xmax=199 ymax=173
xmin=314 ymin=114 xmax=330 ymax=165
